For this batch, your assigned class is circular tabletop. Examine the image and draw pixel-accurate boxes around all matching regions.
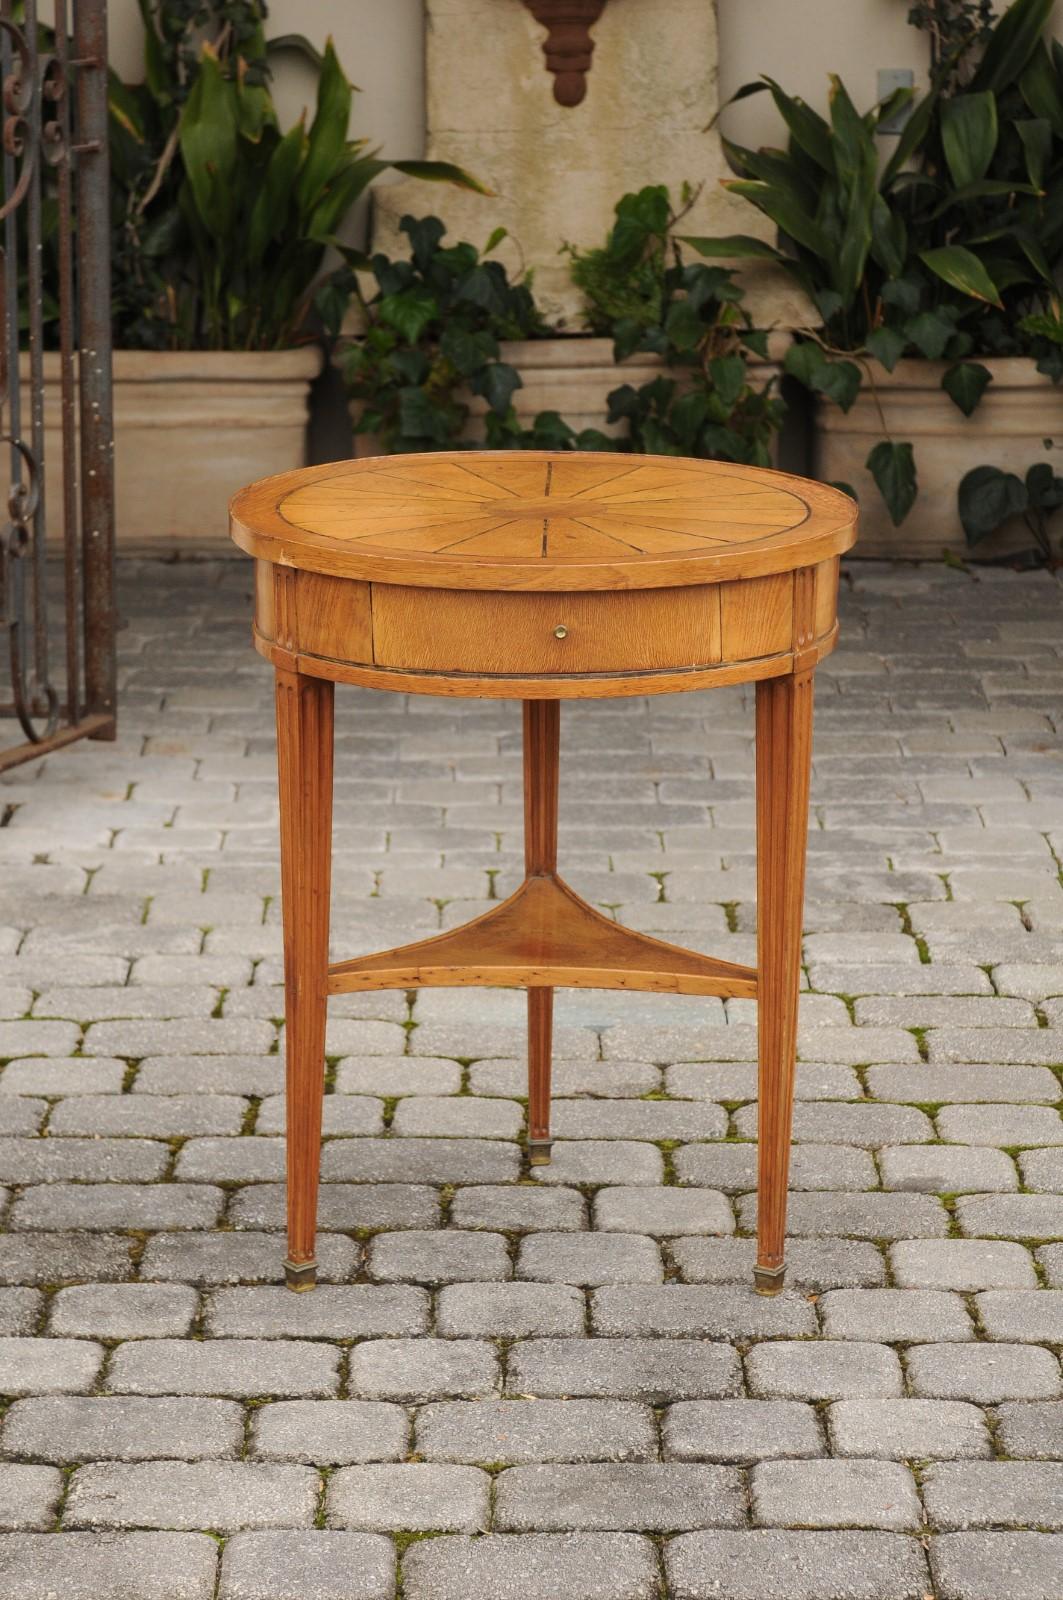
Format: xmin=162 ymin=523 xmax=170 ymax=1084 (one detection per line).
xmin=231 ymin=452 xmax=858 ymax=592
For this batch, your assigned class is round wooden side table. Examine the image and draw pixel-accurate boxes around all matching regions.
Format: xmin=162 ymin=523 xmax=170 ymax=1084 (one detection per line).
xmin=231 ymin=452 xmax=858 ymax=1295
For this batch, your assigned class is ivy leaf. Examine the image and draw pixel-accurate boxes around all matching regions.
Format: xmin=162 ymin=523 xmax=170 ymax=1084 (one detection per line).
xmin=470 ymin=361 xmax=522 ymax=416
xmin=881 ymin=276 xmax=922 ymax=315
xmin=708 ymin=355 xmax=747 ymax=409
xmin=941 ymin=361 xmax=992 ymax=416
xmin=1025 ymin=461 xmax=1063 ymax=510
xmin=829 ymin=480 xmax=858 ymax=501
xmin=867 ymin=440 xmax=918 ymax=525
xmin=783 ymin=341 xmax=827 ymax=387
xmin=663 ymin=299 xmax=705 ymax=352
xmin=379 ymin=288 xmax=438 ymax=344
xmin=905 ymin=310 xmax=955 ymax=360
xmin=867 ymin=326 xmax=907 ymax=371
xmin=816 ymin=360 xmax=862 ymax=412
xmin=958 ymin=464 xmax=1027 ymax=543
xmin=440 ymin=324 xmax=497 ymax=376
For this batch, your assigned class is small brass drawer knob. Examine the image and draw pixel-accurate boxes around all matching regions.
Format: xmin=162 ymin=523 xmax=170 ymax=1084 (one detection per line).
xmin=553 ymin=625 xmax=568 ymax=640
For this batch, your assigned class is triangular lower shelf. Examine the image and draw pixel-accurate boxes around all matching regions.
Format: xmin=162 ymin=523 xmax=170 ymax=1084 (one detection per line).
xmin=327 ymin=872 xmax=757 ymax=999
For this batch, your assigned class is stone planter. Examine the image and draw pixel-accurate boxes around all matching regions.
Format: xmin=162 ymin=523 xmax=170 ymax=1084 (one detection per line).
xmin=33 ymin=348 xmax=320 ymax=553
xmin=353 ymin=334 xmax=786 ymax=459
xmin=814 ymin=356 xmax=1063 ymax=560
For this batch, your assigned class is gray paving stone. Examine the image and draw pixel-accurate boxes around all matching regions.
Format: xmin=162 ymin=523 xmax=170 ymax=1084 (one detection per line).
xmin=400 ymin=1531 xmax=659 ymax=1600
xmin=448 ymin=1185 xmax=587 ymax=1232
xmin=0 ymin=1233 xmax=133 ymax=1285
xmin=529 ymin=1141 xmax=664 ymax=1187
xmin=591 ymin=1186 xmax=734 ymax=1235
xmin=494 ymin=1461 xmax=744 ymax=1531
xmin=746 ymin=1342 xmax=904 ymax=1401
xmin=335 ymin=1056 xmax=462 ymax=1095
xmin=937 ymin=1105 xmax=1063 ymax=1146
xmin=390 ymin=1096 xmax=523 ymax=1139
xmin=819 ymin=1288 xmax=974 ymax=1342
xmin=328 ymin=1463 xmax=489 ymax=1532
xmin=734 ymin=1101 xmax=934 ymax=1146
xmin=107 ymin=1338 xmax=339 ymax=1397
xmin=665 ymin=1060 xmax=860 ymax=1101
xmin=0 ymin=1337 xmax=103 ymax=1395
xmin=974 ymin=1289 xmax=1063 ymax=1343
xmin=1034 ymin=1245 xmax=1063 ymax=1288
xmin=663 ymin=1400 xmax=824 ymax=1463
xmin=205 ymin=1286 xmax=428 ymax=1339
xmin=0 ymin=1137 xmax=168 ymax=1184
xmin=1018 ymin=1148 xmax=1063 ymax=1191
xmin=436 ymin=1283 xmax=584 ymax=1338
xmin=0 ymin=1531 xmax=219 ymax=1599
xmin=64 ymin=1461 xmax=319 ymax=1531
xmin=320 ymin=1138 xmax=520 ymax=1184
xmin=889 ymin=1239 xmax=1037 ymax=1290
xmin=508 ymin=1338 xmax=741 ymax=1402
xmin=957 ymin=1194 xmax=1063 ymax=1239
xmin=879 ymin=1144 xmax=1018 ymax=1193
xmin=175 ymin=1137 xmax=285 ymax=1181
xmin=139 ymin=1231 xmax=359 ymax=1285
xmin=35 ymin=986 xmax=219 ymax=1021
xmin=218 ymin=1530 xmax=395 ymax=1600
xmin=995 ymin=1402 xmax=1063 ymax=1460
xmin=82 ymin=1018 xmax=274 ymax=1057
xmin=0 ymin=1466 xmax=62 ymax=1530
xmin=367 ymin=1230 xmax=510 ymax=1284
xmin=930 ymin=1531 xmax=1063 ymax=1600
xmin=348 ymin=1339 xmax=499 ymax=1402
xmin=675 ymin=1141 xmax=876 ymax=1193
xmin=415 ymin=1399 xmax=657 ymax=1463
xmin=256 ymin=1094 xmax=383 ymax=1137
xmin=0 ymin=1291 xmax=41 ymax=1337
xmin=229 ymin=1182 xmax=439 ymax=1233
xmin=0 ymin=1101 xmax=45 ymax=1136
xmin=738 ymin=1191 xmax=949 ymax=1239
xmin=49 ymin=1283 xmax=198 ymax=1338
xmin=0 ymin=1057 xmax=126 ymax=1095
xmin=672 ymin=1237 xmax=888 ymax=1291
xmin=929 ymin=1028 xmax=1063 ymax=1065
xmin=251 ymin=1401 xmax=407 ymax=1465
xmin=49 ymin=1094 xmax=247 ymax=1137
xmin=468 ymin=1058 xmax=661 ymax=1099
xmin=906 ymin=1342 xmax=1061 ymax=1402
xmin=134 ymin=1055 xmax=284 ymax=1096
xmin=828 ymin=1399 xmax=991 ymax=1461
xmin=866 ymin=1063 xmax=1061 ymax=1103
xmin=0 ymin=1021 xmax=79 ymax=1057
xmin=1 ymin=1395 xmax=243 ymax=1463
xmin=592 ymin=1285 xmax=817 ymax=1339
xmin=517 ymin=1233 xmax=662 ymax=1286
xmin=550 ymin=1099 xmax=727 ymax=1140
xmin=923 ymin=1460 xmax=1063 ymax=1530
xmin=666 ymin=1529 xmax=931 ymax=1600
xmin=10 ymin=1183 xmax=223 ymax=1232
xmin=751 ymin=1459 xmax=921 ymax=1530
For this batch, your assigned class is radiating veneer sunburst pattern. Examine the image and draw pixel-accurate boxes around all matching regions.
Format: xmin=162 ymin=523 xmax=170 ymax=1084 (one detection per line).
xmin=279 ymin=454 xmax=810 ymax=561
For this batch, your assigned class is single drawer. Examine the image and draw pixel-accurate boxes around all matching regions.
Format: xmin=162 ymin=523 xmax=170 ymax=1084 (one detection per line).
xmin=370 ymin=584 xmax=723 ymax=675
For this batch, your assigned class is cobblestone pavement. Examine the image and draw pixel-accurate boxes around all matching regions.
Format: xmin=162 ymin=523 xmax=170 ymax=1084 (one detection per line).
xmin=0 ymin=557 xmax=1060 ymax=1598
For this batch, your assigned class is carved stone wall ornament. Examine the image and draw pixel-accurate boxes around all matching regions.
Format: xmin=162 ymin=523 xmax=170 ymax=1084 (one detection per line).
xmin=520 ymin=0 xmax=608 ymax=106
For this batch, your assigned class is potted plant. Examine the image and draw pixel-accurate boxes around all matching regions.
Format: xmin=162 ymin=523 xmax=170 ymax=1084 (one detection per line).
xmin=698 ymin=0 xmax=1063 ymax=557
xmin=336 ymin=187 xmax=786 ymax=464
xmin=87 ymin=0 xmax=480 ymax=550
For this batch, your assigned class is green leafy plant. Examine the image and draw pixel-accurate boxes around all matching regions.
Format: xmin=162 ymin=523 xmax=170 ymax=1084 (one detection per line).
xmin=958 ymin=460 xmax=1063 ymax=559
xmin=107 ymin=1 xmax=482 ymax=350
xmin=334 ymin=214 xmax=565 ymax=453
xmin=693 ymin=0 xmax=1062 ymax=523
xmin=568 ymin=185 xmax=785 ymax=464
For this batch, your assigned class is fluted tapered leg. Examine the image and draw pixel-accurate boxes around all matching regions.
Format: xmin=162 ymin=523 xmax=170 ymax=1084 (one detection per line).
xmin=275 ymin=668 xmax=334 ymax=1290
xmin=754 ymin=669 xmax=814 ymax=1294
xmin=523 ymin=699 xmax=560 ymax=1165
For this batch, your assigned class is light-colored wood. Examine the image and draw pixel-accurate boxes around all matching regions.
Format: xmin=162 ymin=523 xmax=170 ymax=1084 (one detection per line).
xmin=371 ymin=583 xmax=723 ymax=675
xmin=234 ymin=451 xmax=851 ymax=1294
xmin=720 ymin=572 xmax=793 ymax=660
xmin=232 ymin=451 xmax=858 ymax=590
xmin=327 ymin=872 xmax=758 ymax=998
xmin=754 ymin=668 xmax=814 ymax=1293
xmin=275 ymin=668 xmax=334 ymax=1284
xmin=524 ymin=700 xmax=560 ymax=1160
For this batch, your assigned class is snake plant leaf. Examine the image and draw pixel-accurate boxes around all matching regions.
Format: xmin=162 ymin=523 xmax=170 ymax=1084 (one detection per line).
xmin=958 ymin=464 xmax=1027 ymax=544
xmin=721 ymin=180 xmax=827 ymax=257
xmin=391 ymin=159 xmax=492 ymax=195
xmin=882 ymin=88 xmax=938 ymax=187
xmin=295 ymin=38 xmax=352 ymax=216
xmin=869 ymin=194 xmax=907 ymax=277
xmin=247 ymin=115 xmax=306 ymax=262
xmin=179 ymin=46 xmax=239 ymax=242
xmin=971 ymin=0 xmax=1053 ymax=93
xmin=919 ymin=245 xmax=1004 ymax=307
xmin=941 ymin=92 xmax=999 ymax=189
xmin=941 ymin=361 xmax=993 ymax=416
xmin=761 ymin=77 xmax=834 ymax=170
xmin=680 ymin=234 xmax=782 ymax=260
xmin=1020 ymin=41 xmax=1063 ymax=135
xmin=867 ymin=440 xmax=918 ymax=526
xmin=1016 ymin=117 xmax=1052 ymax=188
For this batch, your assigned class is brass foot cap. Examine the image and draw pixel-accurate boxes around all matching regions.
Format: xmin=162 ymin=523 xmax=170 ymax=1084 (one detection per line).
xmin=753 ymin=1263 xmax=786 ymax=1297
xmin=528 ymin=1139 xmax=553 ymax=1167
xmin=284 ymin=1259 xmax=317 ymax=1292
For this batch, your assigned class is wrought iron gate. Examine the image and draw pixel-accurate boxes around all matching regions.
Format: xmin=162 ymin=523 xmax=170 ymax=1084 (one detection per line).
xmin=0 ymin=0 xmax=115 ymax=774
